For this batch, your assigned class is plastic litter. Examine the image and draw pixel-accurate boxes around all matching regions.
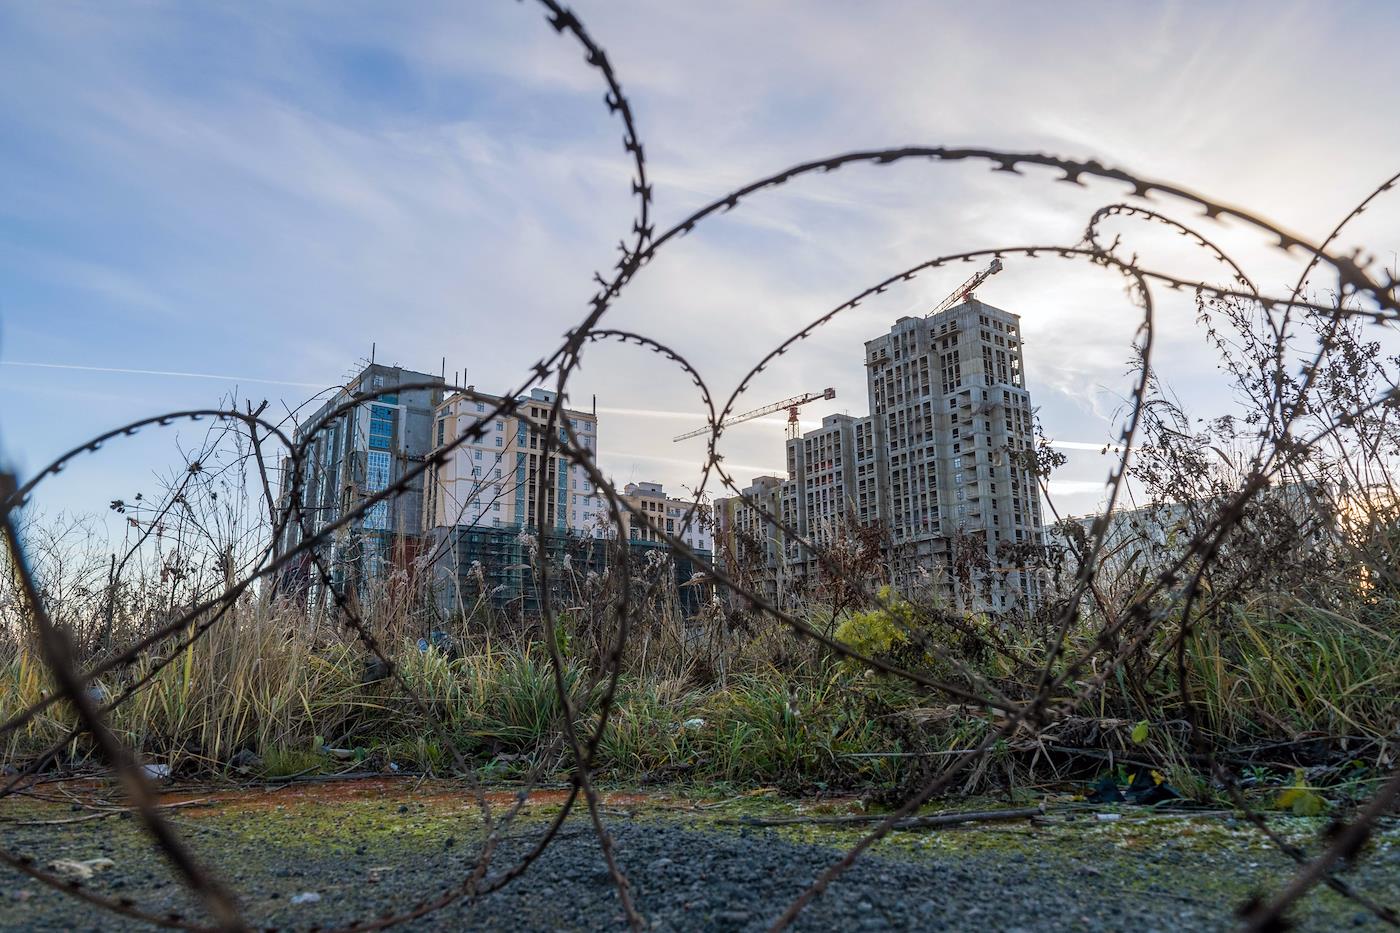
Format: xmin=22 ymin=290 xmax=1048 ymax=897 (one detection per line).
xmin=46 ymin=858 xmax=115 ymax=881
xmin=1124 ymin=769 xmax=1182 ymax=806
xmin=416 ymin=630 xmax=457 ymax=658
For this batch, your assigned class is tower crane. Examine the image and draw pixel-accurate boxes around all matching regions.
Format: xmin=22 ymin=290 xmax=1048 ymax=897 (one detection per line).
xmin=673 ymin=387 xmax=836 ymax=443
xmin=927 ymin=257 xmax=1003 ymax=318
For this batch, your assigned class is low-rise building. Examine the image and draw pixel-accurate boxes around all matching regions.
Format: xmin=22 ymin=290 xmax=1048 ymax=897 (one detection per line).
xmin=614 ymin=482 xmax=713 ymax=554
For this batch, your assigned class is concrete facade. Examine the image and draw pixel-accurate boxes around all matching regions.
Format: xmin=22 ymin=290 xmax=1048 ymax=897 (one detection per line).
xmin=865 ymin=299 xmax=1042 ymax=609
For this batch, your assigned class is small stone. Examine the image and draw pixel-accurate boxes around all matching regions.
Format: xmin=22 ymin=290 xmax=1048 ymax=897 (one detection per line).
xmin=289 ymin=892 xmax=321 ymax=905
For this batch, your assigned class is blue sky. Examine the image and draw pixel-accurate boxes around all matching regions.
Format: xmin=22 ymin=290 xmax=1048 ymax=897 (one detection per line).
xmin=3 ymin=1 xmax=1399 ymax=530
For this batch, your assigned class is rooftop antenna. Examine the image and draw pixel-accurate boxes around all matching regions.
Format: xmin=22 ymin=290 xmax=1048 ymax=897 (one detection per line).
xmin=371 ymin=342 xmax=376 ymax=365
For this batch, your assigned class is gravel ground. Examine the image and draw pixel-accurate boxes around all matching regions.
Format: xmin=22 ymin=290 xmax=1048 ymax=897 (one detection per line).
xmin=2 ymin=782 xmax=1396 ymax=931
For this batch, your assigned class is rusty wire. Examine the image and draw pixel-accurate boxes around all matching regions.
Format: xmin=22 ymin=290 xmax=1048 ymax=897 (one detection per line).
xmin=2 ymin=2 xmax=1399 ymax=930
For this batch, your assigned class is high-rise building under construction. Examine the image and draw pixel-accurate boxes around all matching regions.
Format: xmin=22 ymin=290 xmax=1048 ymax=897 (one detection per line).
xmin=715 ymin=298 xmax=1044 ymax=612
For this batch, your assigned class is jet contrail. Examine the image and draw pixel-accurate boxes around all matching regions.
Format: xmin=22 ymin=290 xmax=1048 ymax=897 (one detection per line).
xmin=4 ymin=363 xmax=1117 ymax=453
xmin=605 ymin=451 xmax=787 ymax=477
xmin=1046 ymin=479 xmax=1118 ymax=495
xmin=1 ymin=360 xmax=326 ymax=388
xmin=594 ymin=406 xmax=697 ymax=420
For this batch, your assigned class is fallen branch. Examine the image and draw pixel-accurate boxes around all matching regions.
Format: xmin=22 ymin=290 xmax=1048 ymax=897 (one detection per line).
xmin=4 ymin=797 xmax=213 ymax=826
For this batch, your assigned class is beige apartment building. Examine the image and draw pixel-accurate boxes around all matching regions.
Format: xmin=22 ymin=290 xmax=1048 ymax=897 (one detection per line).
xmin=614 ymin=482 xmax=714 ymax=553
xmin=421 ymin=386 xmax=605 ymax=536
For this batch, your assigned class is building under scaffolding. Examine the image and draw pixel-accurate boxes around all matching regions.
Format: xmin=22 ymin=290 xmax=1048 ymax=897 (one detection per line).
xmin=274 ymin=362 xmax=445 ymax=602
xmin=422 ymin=525 xmax=712 ymax=618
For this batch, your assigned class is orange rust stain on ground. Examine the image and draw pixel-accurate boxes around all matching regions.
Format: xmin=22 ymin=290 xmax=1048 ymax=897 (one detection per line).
xmin=149 ymin=780 xmax=672 ymax=817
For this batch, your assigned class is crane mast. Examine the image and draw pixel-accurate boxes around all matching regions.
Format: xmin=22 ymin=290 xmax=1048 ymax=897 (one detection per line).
xmin=673 ymin=387 xmax=836 ymax=443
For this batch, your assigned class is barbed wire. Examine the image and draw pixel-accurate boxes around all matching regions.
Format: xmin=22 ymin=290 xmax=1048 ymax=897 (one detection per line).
xmin=2 ymin=2 xmax=1398 ymax=930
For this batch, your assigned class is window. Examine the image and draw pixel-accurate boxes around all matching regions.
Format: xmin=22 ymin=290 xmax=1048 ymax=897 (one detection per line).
xmin=366 ymin=450 xmax=390 ymax=490
xmin=474 ymin=450 xmax=482 ymax=460
xmin=364 ymin=451 xmax=390 ymax=530
xmin=368 ymin=405 xmax=394 ymax=450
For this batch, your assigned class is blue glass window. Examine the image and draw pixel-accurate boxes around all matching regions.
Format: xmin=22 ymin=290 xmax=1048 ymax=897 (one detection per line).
xmin=368 ymin=405 xmax=394 ymax=451
xmin=364 ymin=450 xmax=390 ymax=529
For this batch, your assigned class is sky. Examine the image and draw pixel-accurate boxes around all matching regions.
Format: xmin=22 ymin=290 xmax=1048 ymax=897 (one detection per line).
xmin=3 ymin=0 xmax=1399 ymax=534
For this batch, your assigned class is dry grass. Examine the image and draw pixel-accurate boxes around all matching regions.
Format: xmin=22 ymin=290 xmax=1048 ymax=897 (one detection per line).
xmin=3 ymin=583 xmax=1395 ymax=798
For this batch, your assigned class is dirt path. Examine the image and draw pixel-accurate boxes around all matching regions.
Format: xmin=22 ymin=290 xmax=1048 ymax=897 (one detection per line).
xmin=2 ymin=778 xmax=1395 ymax=930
